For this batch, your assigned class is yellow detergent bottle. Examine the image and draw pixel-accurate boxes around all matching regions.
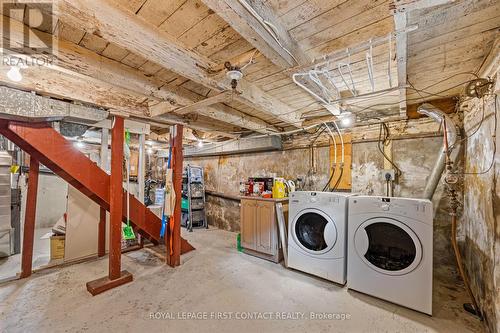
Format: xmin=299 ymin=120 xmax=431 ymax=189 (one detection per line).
xmin=273 ymin=178 xmax=286 ymax=198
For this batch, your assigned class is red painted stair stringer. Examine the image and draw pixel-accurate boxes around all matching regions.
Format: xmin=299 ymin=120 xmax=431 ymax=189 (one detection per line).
xmin=0 ymin=121 xmax=194 ymax=253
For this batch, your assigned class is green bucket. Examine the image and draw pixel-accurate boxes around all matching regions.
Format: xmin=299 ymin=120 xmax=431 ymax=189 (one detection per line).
xmin=237 ymin=233 xmax=243 ymax=252
xmin=181 ymin=197 xmax=189 ymax=210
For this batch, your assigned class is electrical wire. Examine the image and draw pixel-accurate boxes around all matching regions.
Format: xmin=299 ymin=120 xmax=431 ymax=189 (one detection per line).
xmin=322 ymin=168 xmax=336 ymax=192
xmin=449 ymin=97 xmax=485 ymax=151
xmin=460 ymin=94 xmax=497 ymax=175
xmin=331 ymin=120 xmax=345 ymax=191
xmin=236 ymin=0 xmax=299 ymax=65
xmin=332 ymin=167 xmax=344 ymax=191
xmin=377 ymin=122 xmax=402 ymax=176
xmin=323 ymin=122 xmax=337 ymax=165
xmin=230 ymin=73 xmax=483 ymax=135
xmin=209 ymin=73 xmax=486 ymax=141
xmin=322 ymin=123 xmax=338 ymax=191
xmin=240 ymin=49 xmax=259 ymax=70
xmin=332 ymin=120 xmax=345 ymax=164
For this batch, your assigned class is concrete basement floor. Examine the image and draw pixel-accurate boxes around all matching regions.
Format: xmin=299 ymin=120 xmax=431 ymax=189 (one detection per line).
xmin=0 ymin=228 xmax=485 ymax=333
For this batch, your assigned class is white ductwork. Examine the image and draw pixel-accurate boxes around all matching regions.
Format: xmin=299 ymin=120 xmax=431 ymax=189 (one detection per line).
xmin=417 ymin=103 xmax=460 ymax=200
xmin=185 ymin=136 xmax=282 ymax=157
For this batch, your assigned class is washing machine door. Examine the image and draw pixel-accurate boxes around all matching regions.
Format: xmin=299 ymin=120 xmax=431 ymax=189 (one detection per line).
xmin=292 ymin=208 xmax=337 ymax=255
xmin=354 ymin=217 xmax=422 ymax=276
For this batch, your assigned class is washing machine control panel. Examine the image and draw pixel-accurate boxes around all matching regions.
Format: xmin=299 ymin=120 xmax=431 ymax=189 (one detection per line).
xmin=290 ymin=191 xmax=346 ymax=206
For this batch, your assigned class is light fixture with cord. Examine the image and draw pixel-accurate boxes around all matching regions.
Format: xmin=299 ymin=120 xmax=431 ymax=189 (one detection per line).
xmin=225 ymin=62 xmax=243 ymax=90
xmin=7 ymin=66 xmax=23 ymax=82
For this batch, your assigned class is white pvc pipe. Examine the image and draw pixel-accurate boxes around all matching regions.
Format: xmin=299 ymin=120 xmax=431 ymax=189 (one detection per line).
xmin=323 ymin=123 xmax=337 ymax=165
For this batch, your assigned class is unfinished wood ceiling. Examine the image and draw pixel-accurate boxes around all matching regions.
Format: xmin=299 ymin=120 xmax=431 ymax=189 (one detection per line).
xmin=0 ymin=0 xmax=498 ymax=137
xmin=406 ymin=0 xmax=500 ymax=101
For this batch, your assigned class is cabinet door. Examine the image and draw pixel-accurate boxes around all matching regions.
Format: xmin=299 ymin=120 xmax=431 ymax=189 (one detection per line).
xmin=241 ymin=200 xmax=257 ymax=250
xmin=256 ymin=201 xmax=274 ymax=255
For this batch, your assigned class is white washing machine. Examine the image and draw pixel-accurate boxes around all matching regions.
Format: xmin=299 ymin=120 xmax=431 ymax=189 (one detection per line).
xmin=288 ymin=191 xmax=352 ymax=284
xmin=347 ymin=196 xmax=433 ymax=315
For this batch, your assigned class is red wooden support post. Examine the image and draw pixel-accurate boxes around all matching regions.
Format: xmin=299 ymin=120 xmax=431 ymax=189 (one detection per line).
xmin=109 ymin=116 xmax=124 ymax=279
xmin=20 ymin=157 xmax=39 ymax=279
xmin=98 ymin=207 xmax=106 ymax=257
xmin=166 ymin=124 xmax=183 ymax=267
xmin=87 ymin=116 xmax=132 ymax=295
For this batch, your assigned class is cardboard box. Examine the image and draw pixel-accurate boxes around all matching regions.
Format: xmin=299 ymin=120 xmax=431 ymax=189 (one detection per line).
xmin=129 ymin=150 xmax=139 ymax=177
xmin=50 ymin=235 xmax=65 ymax=260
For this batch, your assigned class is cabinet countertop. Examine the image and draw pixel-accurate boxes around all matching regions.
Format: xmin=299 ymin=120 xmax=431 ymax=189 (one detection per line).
xmin=239 ymin=196 xmax=289 ymax=203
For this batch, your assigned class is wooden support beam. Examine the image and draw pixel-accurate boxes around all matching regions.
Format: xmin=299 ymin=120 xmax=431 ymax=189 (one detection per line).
xmin=0 ymin=62 xmax=148 ymax=115
xmin=1 ymin=16 xmax=276 ymax=133
xmin=201 ymin=0 xmax=310 ymax=68
xmin=109 ymin=116 xmax=125 ymax=280
xmin=19 ymin=157 xmax=39 ymax=279
xmin=198 ymin=103 xmax=278 ymax=134
xmin=98 ymin=207 xmax=106 ymax=257
xmin=391 ymin=0 xmax=455 ymax=117
xmin=393 ymin=11 xmax=408 ymax=118
xmin=173 ymin=92 xmax=230 ymax=116
xmin=391 ymin=0 xmax=455 ymax=11
xmin=302 ymin=115 xmax=337 ymax=128
xmin=56 ymin=0 xmax=301 ymax=127
xmin=86 ymin=115 xmax=133 ymax=295
xmin=166 ymin=125 xmax=183 ymax=267
xmin=137 ymin=133 xmax=145 ymax=248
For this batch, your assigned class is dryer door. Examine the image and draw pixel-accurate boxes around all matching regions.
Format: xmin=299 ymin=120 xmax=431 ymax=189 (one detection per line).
xmin=292 ymin=208 xmax=337 ymax=255
xmin=354 ymin=217 xmax=422 ymax=276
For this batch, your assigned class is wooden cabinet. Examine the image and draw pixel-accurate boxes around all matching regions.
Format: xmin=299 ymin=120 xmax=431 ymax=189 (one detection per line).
xmin=240 ymin=197 xmax=288 ymax=263
xmin=241 ymin=199 xmax=257 ymax=249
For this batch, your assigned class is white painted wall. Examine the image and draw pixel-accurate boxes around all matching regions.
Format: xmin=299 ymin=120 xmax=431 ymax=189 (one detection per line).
xmin=20 ymin=173 xmax=68 ymax=229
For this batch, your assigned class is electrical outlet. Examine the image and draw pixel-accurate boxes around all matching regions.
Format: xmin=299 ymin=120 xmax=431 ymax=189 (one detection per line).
xmin=382 ymin=169 xmax=396 ymax=182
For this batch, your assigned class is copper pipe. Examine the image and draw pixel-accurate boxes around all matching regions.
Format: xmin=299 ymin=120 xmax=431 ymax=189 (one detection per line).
xmin=451 ymin=208 xmax=481 ymax=316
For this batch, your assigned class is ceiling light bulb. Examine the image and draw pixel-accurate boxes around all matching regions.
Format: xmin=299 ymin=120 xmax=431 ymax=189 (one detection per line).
xmin=7 ymin=66 xmax=22 ymax=82
xmin=341 ymin=116 xmax=352 ymax=127
xmin=339 ymin=112 xmax=355 ymax=127
xmin=147 ymin=148 xmax=154 ymax=155
xmin=75 ymin=137 xmax=85 ymax=148
xmin=197 ymin=140 xmax=204 ymax=148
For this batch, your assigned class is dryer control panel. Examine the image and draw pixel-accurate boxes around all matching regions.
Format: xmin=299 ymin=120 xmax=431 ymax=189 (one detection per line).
xmin=349 ymin=196 xmax=433 ymax=223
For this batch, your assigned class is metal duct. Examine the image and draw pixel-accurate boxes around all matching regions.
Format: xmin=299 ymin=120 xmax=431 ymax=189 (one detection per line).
xmin=184 ymin=136 xmax=282 ymax=157
xmin=0 ymin=86 xmax=109 ymax=124
xmin=417 ymin=103 xmax=459 ymax=200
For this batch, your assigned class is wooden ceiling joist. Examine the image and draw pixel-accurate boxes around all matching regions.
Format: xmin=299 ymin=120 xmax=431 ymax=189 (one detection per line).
xmin=201 ymin=0 xmax=310 ymax=68
xmin=56 ymin=0 xmax=302 ymax=127
xmin=173 ymin=92 xmax=230 ymax=116
xmin=1 ymin=15 xmax=278 ymax=134
xmin=390 ymin=0 xmax=456 ymax=116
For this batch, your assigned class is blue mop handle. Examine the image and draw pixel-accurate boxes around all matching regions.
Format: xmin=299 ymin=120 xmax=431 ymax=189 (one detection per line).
xmin=160 ymin=146 xmax=173 ymax=239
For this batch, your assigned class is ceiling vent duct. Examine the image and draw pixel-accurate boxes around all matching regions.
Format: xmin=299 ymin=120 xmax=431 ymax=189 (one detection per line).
xmin=185 ymin=136 xmax=282 ymax=157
